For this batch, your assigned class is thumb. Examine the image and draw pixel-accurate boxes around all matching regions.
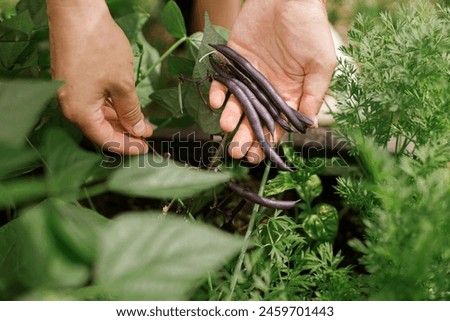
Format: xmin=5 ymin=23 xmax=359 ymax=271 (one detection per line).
xmin=111 ymin=83 xmax=153 ymax=137
xmin=298 ymin=72 xmax=332 ymax=127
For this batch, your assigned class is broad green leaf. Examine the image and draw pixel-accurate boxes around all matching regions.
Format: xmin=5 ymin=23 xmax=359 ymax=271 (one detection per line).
xmin=193 ymin=13 xmax=226 ymax=80
xmin=132 ymin=38 xmax=160 ymax=106
xmin=302 ymin=203 xmax=339 ymax=242
xmin=115 ymin=12 xmax=149 ymax=43
xmin=161 ymin=0 xmax=186 ymax=39
xmin=0 ymin=41 xmax=29 ymax=70
xmin=0 ymin=11 xmax=35 ymax=70
xmin=108 ymin=154 xmax=231 ymax=199
xmin=0 ymin=80 xmax=62 ymax=147
xmin=184 ymin=13 xmax=225 ymax=134
xmin=48 ymin=199 xmax=109 ymax=265
xmin=95 ymin=213 xmax=243 ymax=300
xmin=40 ymin=127 xmax=101 ymax=199
xmin=0 ymin=218 xmax=23 ymax=298
xmin=265 ymin=172 xmax=298 ymax=197
xmin=150 ymin=86 xmax=184 ymax=118
xmin=16 ymin=0 xmax=48 ymax=28
xmin=182 ymin=82 xmax=222 ymax=134
xmin=187 ymin=31 xmax=203 ymax=58
xmin=0 ymin=14 xmax=31 ymax=40
xmin=0 ymin=143 xmax=39 ymax=179
xmin=0 ymin=200 xmax=90 ymax=293
xmin=168 ymin=55 xmax=195 ymax=76
xmin=0 ymin=177 xmax=48 ymax=209
xmin=136 ymin=72 xmax=153 ymax=107
xmin=0 ymin=10 xmax=34 ymax=40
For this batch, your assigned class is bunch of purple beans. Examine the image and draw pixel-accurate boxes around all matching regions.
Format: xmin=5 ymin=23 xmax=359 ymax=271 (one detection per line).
xmin=208 ymin=44 xmax=314 ymax=210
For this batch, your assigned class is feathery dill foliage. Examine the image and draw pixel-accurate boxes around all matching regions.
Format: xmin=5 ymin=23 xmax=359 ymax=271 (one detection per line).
xmin=333 ymin=0 xmax=450 ymax=300
xmin=196 ymin=213 xmax=360 ymax=301
xmin=333 ymin=0 xmax=449 ymax=156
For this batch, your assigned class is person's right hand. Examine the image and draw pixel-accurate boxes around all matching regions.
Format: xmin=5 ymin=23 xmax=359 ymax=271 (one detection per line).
xmin=47 ymin=0 xmax=153 ymax=154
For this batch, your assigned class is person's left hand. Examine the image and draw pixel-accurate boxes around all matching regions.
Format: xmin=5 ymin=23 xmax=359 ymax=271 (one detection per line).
xmin=209 ymin=0 xmax=336 ymax=163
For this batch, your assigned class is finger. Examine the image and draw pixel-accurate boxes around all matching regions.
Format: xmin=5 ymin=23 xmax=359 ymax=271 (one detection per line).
xmin=246 ymin=126 xmax=285 ymax=164
xmin=102 ymin=132 xmax=149 ymax=155
xmin=298 ymin=70 xmax=334 ymax=128
xmin=228 ymin=117 xmax=255 ymax=159
xmin=111 ymin=82 xmax=153 ymax=137
xmin=103 ymin=104 xmax=119 ymax=121
xmin=246 ymin=142 xmax=265 ymax=164
xmin=209 ymin=80 xmax=228 ymax=109
xmin=219 ymin=94 xmax=243 ymax=133
xmin=79 ymin=108 xmax=149 ymax=155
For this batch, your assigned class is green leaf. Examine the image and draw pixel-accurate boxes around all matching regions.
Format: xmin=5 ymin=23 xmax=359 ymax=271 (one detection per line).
xmin=0 ymin=200 xmax=90 ymax=295
xmin=296 ymin=174 xmax=323 ymax=202
xmin=16 ymin=0 xmax=48 ymax=28
xmin=168 ymin=55 xmax=195 ymax=76
xmin=303 ymin=203 xmax=339 ymax=242
xmin=0 ymin=143 xmax=39 ymax=179
xmin=0 ymin=10 xmax=34 ymax=40
xmin=0 ymin=41 xmax=29 ymax=70
xmin=48 ymin=199 xmax=109 ymax=265
xmin=135 ymin=72 xmax=153 ymax=107
xmin=115 ymin=12 xmax=149 ymax=43
xmin=0 ymin=218 xmax=24 ymax=298
xmin=40 ymin=127 xmax=101 ymax=199
xmin=187 ymin=31 xmax=203 ymax=58
xmin=108 ymin=154 xmax=231 ymax=199
xmin=116 ymin=12 xmax=160 ymax=105
xmin=193 ymin=13 xmax=226 ymax=80
xmin=265 ymin=172 xmax=298 ymax=197
xmin=150 ymin=86 xmax=184 ymax=118
xmin=0 ymin=11 xmax=35 ymax=70
xmin=0 ymin=177 xmax=48 ymax=209
xmin=161 ymin=0 xmax=186 ymax=39
xmin=94 ymin=213 xmax=243 ymax=300
xmin=182 ymin=83 xmax=222 ymax=134
xmin=0 ymin=79 xmax=62 ymax=147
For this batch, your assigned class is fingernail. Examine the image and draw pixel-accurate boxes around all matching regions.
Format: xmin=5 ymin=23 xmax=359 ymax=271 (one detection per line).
xmin=133 ymin=120 xmax=146 ymax=136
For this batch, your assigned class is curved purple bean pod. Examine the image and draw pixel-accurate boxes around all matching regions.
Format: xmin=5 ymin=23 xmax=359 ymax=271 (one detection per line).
xmin=227 ymin=181 xmax=298 ymax=210
xmin=224 ymin=61 xmax=297 ymax=133
xmin=238 ymin=81 xmax=276 ymax=138
xmin=212 ymin=74 xmax=293 ymax=172
xmin=209 ymin=57 xmax=275 ymax=137
xmin=210 ymin=44 xmax=314 ymax=132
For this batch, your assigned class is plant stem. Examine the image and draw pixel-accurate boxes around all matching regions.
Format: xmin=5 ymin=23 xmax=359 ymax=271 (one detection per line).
xmin=134 ymin=44 xmax=145 ymax=86
xmin=207 ymin=133 xmax=229 ymax=170
xmin=227 ymin=160 xmax=272 ymax=300
xmin=77 ymin=183 xmax=109 ymax=201
xmin=137 ymin=36 xmax=187 ymax=86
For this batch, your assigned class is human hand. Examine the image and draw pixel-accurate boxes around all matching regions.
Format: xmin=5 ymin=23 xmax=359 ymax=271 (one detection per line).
xmin=47 ymin=0 xmax=153 ymax=154
xmin=209 ymin=0 xmax=335 ymax=162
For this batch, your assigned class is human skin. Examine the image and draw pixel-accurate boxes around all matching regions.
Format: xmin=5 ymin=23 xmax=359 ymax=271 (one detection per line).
xmin=45 ymin=0 xmax=333 ymax=159
xmin=46 ymin=0 xmax=153 ymax=155
xmin=191 ymin=0 xmax=241 ymax=32
xmin=209 ymin=0 xmax=336 ymax=163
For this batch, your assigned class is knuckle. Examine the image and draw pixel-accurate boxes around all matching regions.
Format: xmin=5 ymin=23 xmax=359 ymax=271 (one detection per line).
xmin=120 ymin=104 xmax=142 ymax=122
xmin=114 ymin=76 xmax=136 ymax=94
xmin=57 ymin=88 xmax=80 ymax=123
